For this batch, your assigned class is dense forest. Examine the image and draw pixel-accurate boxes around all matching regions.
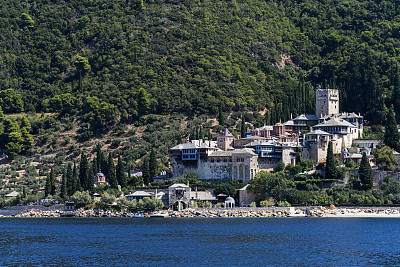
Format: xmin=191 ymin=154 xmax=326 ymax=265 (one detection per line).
xmin=2 ymin=0 xmax=400 ymax=126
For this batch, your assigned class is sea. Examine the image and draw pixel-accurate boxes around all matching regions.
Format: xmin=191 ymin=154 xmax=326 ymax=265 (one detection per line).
xmin=0 ymin=217 xmax=399 ymax=266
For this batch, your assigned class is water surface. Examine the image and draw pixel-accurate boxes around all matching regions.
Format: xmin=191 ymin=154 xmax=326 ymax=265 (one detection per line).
xmin=0 ymin=217 xmax=399 ymax=266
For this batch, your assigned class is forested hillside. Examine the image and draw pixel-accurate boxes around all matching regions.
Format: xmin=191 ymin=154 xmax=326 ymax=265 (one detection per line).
xmin=1 ymin=0 xmax=400 ymax=132
xmin=1 ymin=0 xmax=400 ymax=205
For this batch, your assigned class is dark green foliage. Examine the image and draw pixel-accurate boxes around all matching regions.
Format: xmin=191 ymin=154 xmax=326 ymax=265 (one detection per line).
xmin=60 ymin=167 xmax=67 ymax=199
xmin=116 ymin=155 xmax=127 ymax=189
xmin=149 ymin=149 xmax=157 ymax=182
xmin=359 ymin=153 xmax=373 ymax=190
xmin=0 ymin=0 xmax=398 ymax=126
xmin=73 ymin=163 xmax=79 ymax=193
xmin=325 ymin=142 xmax=337 ymax=179
xmin=66 ymin=163 xmax=74 ymax=196
xmin=213 ymin=183 xmax=236 ymax=197
xmin=384 ymin=106 xmax=399 ymax=151
xmin=274 ymin=161 xmax=286 ymax=172
xmin=218 ymin=103 xmax=226 ymax=126
xmin=79 ymin=153 xmax=90 ymax=190
xmin=45 ymin=168 xmax=56 ymax=197
xmin=142 ymin=157 xmax=150 ymax=186
xmin=87 ymin=163 xmax=94 ymax=193
xmin=240 ymin=114 xmax=246 ymax=138
xmin=373 ymin=146 xmax=398 ymax=171
xmin=107 ymin=153 xmax=118 ymax=189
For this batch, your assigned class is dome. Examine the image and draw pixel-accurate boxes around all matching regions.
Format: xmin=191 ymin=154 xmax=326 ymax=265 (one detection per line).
xmin=225 ymin=197 xmax=235 ymax=203
xmin=95 ymin=172 xmax=105 ymax=177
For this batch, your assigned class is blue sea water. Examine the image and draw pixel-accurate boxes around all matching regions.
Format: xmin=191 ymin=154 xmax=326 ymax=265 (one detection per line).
xmin=0 ymin=217 xmax=399 ymax=266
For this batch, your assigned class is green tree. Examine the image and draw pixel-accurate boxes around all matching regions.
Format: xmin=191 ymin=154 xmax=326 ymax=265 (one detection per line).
xmin=71 ymin=191 xmax=92 ymax=208
xmin=79 ymin=152 xmax=89 ymax=190
xmin=73 ymin=163 xmax=80 ymax=192
xmin=66 ymin=163 xmax=75 ymax=196
xmin=60 ymin=167 xmax=67 ymax=199
xmin=45 ymin=171 xmax=51 ymax=197
xmin=107 ymin=153 xmax=118 ymax=189
xmin=116 ymin=155 xmax=127 ymax=189
xmin=87 ymin=161 xmax=94 ymax=193
xmin=373 ymin=146 xmax=398 ymax=171
xmin=137 ymin=88 xmax=150 ymax=116
xmin=142 ymin=157 xmax=150 ymax=186
xmin=45 ymin=169 xmax=56 ymax=197
xmin=3 ymin=118 xmax=23 ymax=158
xmin=240 ymin=113 xmax=246 ymax=138
xmin=218 ymin=102 xmax=226 ymax=126
xmin=359 ymin=153 xmax=373 ymax=190
xmin=74 ymin=56 xmax=91 ymax=92
xmin=325 ymin=141 xmax=337 ymax=179
xmin=384 ymin=105 xmax=399 ymax=151
xmin=274 ymin=161 xmax=285 ymax=172
xmin=149 ymin=149 xmax=157 ymax=182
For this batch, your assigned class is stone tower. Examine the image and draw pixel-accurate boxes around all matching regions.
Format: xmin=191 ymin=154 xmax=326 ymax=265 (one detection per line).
xmin=217 ymin=129 xmax=235 ymax=151
xmin=316 ymin=89 xmax=339 ymax=118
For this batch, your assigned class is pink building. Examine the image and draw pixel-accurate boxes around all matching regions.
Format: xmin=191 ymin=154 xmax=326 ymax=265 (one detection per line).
xmin=94 ymin=171 xmax=106 ymax=184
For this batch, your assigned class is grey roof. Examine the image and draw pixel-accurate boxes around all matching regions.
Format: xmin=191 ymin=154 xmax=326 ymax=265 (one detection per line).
xmin=255 ymin=125 xmax=273 ymax=131
xmin=244 ymin=140 xmax=278 ymax=147
xmin=190 ymin=191 xmax=217 ymax=201
xmin=219 ymin=128 xmax=234 ymax=137
xmin=283 ymin=120 xmax=295 ymax=126
xmin=209 ymin=148 xmax=258 ymax=157
xmin=293 ymin=114 xmax=318 ymax=121
xmin=314 ymin=118 xmax=356 ymax=128
xmin=169 ymin=183 xmax=190 ymax=188
xmin=225 ymin=196 xmax=235 ymax=203
xmin=320 ymin=112 xmax=363 ymax=121
xmin=127 ymin=191 xmax=154 ymax=197
xmin=170 ymin=143 xmax=199 ymax=150
xmin=191 ymin=140 xmax=218 ymax=149
xmin=306 ymin=130 xmax=331 ymax=135
xmin=337 ymin=112 xmax=363 ymax=119
xmin=239 ymin=136 xmax=267 ymax=140
xmin=5 ymin=191 xmax=18 ymax=197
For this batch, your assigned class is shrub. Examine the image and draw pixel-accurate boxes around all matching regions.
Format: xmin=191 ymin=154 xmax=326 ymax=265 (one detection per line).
xmin=71 ymin=191 xmax=92 ymax=207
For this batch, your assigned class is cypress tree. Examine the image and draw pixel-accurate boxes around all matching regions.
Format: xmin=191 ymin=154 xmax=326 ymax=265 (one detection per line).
xmin=384 ymin=105 xmax=399 ymax=151
xmin=96 ymin=144 xmax=102 ymax=171
xmin=359 ymin=153 xmax=373 ymax=190
xmin=66 ymin=163 xmax=74 ymax=196
xmin=218 ymin=103 xmax=226 ymax=126
xmin=240 ymin=114 xmax=246 ymax=138
xmin=107 ymin=153 xmax=118 ymax=189
xmin=116 ymin=155 xmax=127 ymax=188
xmin=45 ymin=171 xmax=51 ymax=197
xmin=325 ymin=141 xmax=337 ymax=179
xmin=87 ymin=164 xmax=94 ymax=193
xmin=142 ymin=157 xmax=150 ymax=186
xmin=79 ymin=152 xmax=89 ymax=189
xmin=149 ymin=149 xmax=157 ymax=182
xmin=60 ymin=167 xmax=67 ymax=199
xmin=92 ymin=157 xmax=98 ymax=173
xmin=73 ymin=162 xmax=80 ymax=192
xmin=49 ymin=168 xmax=56 ymax=196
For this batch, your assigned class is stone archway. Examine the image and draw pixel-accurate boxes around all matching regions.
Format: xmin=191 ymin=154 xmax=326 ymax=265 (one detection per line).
xmin=173 ymin=201 xmax=187 ymax=211
xmin=239 ymin=165 xmax=243 ymax=179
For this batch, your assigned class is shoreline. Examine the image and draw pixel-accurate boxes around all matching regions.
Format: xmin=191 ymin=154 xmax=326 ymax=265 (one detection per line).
xmin=2 ymin=206 xmax=400 ymax=218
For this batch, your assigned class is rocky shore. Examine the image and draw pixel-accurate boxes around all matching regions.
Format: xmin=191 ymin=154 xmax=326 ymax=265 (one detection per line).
xmin=2 ymin=206 xmax=400 ymax=218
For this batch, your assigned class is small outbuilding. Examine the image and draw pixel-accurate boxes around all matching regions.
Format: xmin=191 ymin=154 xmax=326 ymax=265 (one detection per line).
xmin=5 ymin=191 xmax=19 ymax=198
xmin=224 ymin=196 xmax=235 ymax=208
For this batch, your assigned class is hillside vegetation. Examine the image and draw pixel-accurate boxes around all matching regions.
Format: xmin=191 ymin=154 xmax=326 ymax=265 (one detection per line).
xmin=1 ymin=0 xmax=400 ymax=197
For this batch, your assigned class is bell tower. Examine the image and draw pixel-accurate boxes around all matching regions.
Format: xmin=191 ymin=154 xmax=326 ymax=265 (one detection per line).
xmin=316 ymin=89 xmax=339 ymax=118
